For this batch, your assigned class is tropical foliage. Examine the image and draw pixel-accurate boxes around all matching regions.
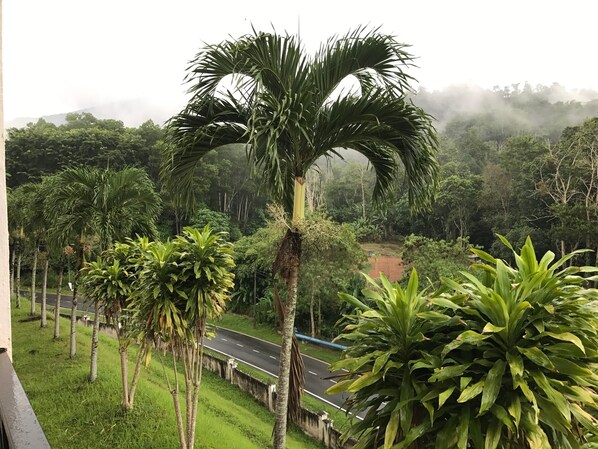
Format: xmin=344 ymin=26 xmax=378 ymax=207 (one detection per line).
xmin=43 ymin=166 xmax=160 ymax=365
xmin=136 ymin=227 xmax=235 ymax=449
xmin=164 ymin=27 xmax=439 ymax=447
xmin=329 ymin=237 xmax=598 ymax=449
xmin=79 ymin=239 xmax=150 ymax=410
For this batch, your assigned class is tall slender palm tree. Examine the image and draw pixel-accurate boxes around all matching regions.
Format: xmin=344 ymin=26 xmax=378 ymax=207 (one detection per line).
xmin=12 ymin=183 xmax=46 ymax=316
xmin=45 ymin=167 xmax=161 ymax=368
xmin=7 ymin=186 xmax=29 ymax=309
xmin=164 ymin=28 xmax=439 ymax=447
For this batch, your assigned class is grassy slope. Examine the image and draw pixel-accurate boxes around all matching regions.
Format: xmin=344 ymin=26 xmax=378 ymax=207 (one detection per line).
xmin=11 ymin=301 xmax=323 ymax=449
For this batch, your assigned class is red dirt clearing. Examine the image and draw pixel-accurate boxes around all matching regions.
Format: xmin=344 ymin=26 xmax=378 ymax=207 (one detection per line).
xmin=367 ymin=256 xmax=405 ymax=282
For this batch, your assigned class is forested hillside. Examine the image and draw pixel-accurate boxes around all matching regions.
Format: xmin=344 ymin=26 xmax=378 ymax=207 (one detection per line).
xmin=7 ymin=84 xmax=598 ymax=335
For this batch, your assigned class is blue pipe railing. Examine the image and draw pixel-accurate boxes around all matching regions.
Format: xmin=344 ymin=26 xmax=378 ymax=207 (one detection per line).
xmin=295 ymin=332 xmax=347 ymax=351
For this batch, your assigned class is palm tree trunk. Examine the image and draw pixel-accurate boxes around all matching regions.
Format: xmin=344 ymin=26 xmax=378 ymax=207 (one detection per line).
xmin=70 ymin=249 xmax=83 ymax=358
xmin=15 ymin=252 xmax=21 ymax=308
xmin=89 ymin=299 xmax=100 ymax=382
xmin=30 ymin=244 xmax=38 ymax=315
xmin=273 ymin=177 xmax=305 ymax=449
xmin=70 ymin=286 xmax=78 ymax=358
xmin=54 ymin=267 xmax=63 ymax=339
xmin=119 ymin=346 xmax=130 ymax=410
xmin=273 ymin=255 xmax=300 ymax=449
xmin=10 ymin=246 xmax=15 ymax=300
xmin=40 ymin=256 xmax=49 ymax=327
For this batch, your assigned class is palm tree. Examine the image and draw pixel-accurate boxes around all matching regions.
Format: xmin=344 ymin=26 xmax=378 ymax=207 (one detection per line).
xmin=11 ymin=183 xmax=46 ymax=316
xmin=164 ymin=28 xmax=438 ymax=447
xmin=45 ymin=167 xmax=161 ymax=367
xmin=7 ymin=186 xmax=29 ymax=309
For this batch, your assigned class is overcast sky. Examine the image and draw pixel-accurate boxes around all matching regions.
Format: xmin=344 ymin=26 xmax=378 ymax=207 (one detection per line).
xmin=4 ymin=0 xmax=598 ymax=121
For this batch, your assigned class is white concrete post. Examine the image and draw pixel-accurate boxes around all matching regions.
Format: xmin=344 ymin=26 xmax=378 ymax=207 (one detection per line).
xmin=267 ymin=384 xmax=276 ymax=412
xmin=0 ymin=0 xmax=12 ymax=361
xmin=226 ymin=357 xmax=237 ymax=382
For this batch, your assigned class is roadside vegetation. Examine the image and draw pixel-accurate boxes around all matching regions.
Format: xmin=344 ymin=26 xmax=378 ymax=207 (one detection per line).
xmin=6 ymin=23 xmax=598 ymax=449
xmin=11 ymin=299 xmax=323 ymax=449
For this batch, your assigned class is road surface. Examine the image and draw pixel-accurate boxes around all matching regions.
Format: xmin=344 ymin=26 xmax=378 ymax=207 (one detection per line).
xmin=40 ymin=292 xmax=352 ymax=412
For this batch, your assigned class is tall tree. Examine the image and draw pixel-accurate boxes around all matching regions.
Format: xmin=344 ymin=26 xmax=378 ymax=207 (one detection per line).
xmin=7 ymin=186 xmax=29 ymax=308
xmin=164 ymin=28 xmax=438 ymax=447
xmin=44 ymin=167 xmax=160 ymax=366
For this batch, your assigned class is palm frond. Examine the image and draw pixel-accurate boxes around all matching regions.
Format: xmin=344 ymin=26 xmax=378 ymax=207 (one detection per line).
xmin=311 ymin=26 xmax=416 ymax=105
xmin=164 ymin=95 xmax=250 ymax=210
xmin=313 ymin=90 xmax=439 ymax=211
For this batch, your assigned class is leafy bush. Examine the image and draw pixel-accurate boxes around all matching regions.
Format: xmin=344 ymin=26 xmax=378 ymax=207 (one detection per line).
xmin=330 ymin=237 xmax=598 ymax=449
xmin=401 ymin=234 xmax=473 ymax=287
xmin=349 ymin=218 xmax=383 ymax=242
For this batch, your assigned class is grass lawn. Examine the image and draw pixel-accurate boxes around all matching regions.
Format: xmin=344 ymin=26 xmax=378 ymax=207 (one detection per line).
xmin=10 ymin=299 xmax=324 ymax=449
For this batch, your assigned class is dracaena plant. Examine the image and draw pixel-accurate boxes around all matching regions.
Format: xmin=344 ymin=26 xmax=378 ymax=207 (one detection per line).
xmin=80 ymin=240 xmax=150 ymax=411
xmin=327 ymin=270 xmax=462 ymax=449
xmin=330 ymin=237 xmax=598 ymax=449
xmin=137 ymin=226 xmax=235 ymax=449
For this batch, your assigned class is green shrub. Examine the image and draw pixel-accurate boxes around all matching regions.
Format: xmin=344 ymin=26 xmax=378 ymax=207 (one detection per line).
xmin=330 ymin=237 xmax=598 ymax=449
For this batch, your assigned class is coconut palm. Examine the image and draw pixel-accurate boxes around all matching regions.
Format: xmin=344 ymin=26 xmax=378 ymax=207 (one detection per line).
xmin=164 ymin=27 xmax=438 ymax=447
xmin=44 ymin=167 xmax=161 ymax=368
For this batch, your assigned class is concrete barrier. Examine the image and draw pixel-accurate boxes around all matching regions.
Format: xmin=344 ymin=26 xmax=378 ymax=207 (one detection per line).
xmin=202 ymin=353 xmax=355 ymax=449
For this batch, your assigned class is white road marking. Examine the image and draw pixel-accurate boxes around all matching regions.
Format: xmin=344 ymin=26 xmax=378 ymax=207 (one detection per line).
xmin=269 ymin=355 xmax=277 ymax=360
xmin=329 ymin=380 xmax=337 ymax=384
xmin=236 ymin=343 xmax=244 ymax=348
xmin=221 ymin=338 xmax=228 ymax=342
xmin=253 ymin=349 xmax=260 ymax=353
xmin=309 ymin=371 xmax=319 ymax=376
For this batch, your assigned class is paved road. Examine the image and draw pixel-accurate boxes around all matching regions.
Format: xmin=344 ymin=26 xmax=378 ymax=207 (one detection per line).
xmin=40 ymin=292 xmax=352 ymax=413
xmin=205 ymin=327 xmax=351 ymax=411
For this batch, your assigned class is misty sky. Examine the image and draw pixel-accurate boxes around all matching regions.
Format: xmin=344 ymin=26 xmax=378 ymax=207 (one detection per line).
xmin=4 ymin=0 xmax=598 ymax=121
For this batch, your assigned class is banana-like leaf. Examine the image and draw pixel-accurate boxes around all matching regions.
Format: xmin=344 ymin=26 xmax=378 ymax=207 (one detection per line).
xmin=438 ymin=386 xmax=455 ymax=408
xmin=384 ymin=410 xmax=400 ymax=449
xmin=484 ymin=419 xmax=503 ymax=449
xmin=457 ymin=379 xmax=485 ymax=403
xmin=479 ymin=359 xmax=506 ymax=415
xmin=544 ymin=331 xmax=585 ymax=354
xmin=508 ymin=394 xmax=521 ymax=429
xmin=517 ymin=346 xmax=555 ymax=370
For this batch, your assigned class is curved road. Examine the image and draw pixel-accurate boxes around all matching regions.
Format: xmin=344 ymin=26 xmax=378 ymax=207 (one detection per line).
xmin=39 ymin=292 xmax=351 ymax=413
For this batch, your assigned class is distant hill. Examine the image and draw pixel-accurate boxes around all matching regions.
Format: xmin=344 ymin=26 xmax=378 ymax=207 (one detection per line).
xmin=6 ymin=97 xmax=183 ymax=129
